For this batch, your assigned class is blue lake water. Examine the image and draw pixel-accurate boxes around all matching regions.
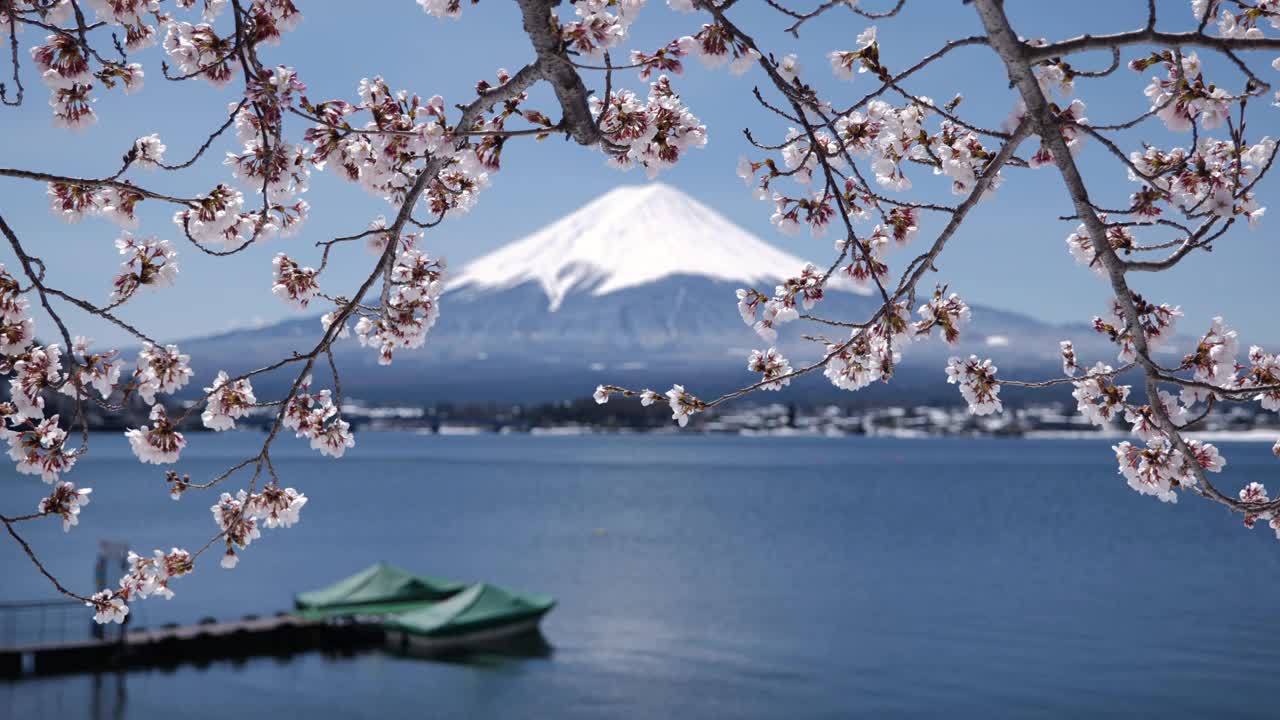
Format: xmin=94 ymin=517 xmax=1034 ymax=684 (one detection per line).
xmin=3 ymin=431 xmax=1280 ymax=718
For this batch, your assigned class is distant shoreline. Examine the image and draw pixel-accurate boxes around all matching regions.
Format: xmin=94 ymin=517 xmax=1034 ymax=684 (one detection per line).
xmin=387 ymin=425 xmax=1280 ymax=443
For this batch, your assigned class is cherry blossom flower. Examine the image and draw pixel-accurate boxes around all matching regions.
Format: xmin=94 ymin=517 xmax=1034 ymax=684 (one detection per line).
xmin=630 ymin=40 xmax=688 ymax=80
xmin=271 ymin=253 xmax=319 ymax=309
xmin=1026 ymin=99 xmax=1088 ymax=168
xmin=913 ymin=289 xmax=971 ymax=345
xmin=1065 ymin=219 xmax=1136 ymax=277
xmin=838 ymin=229 xmax=890 ymax=291
xmin=827 ymin=26 xmax=880 ymax=81
xmin=945 ymin=355 xmax=1003 ymax=415
xmin=1179 ymin=317 xmax=1238 ymax=404
xmin=87 ymin=590 xmax=128 ymax=624
xmin=0 ymin=315 xmax=35 ymax=356
xmin=1186 ymin=439 xmax=1226 ymax=474
xmin=665 ymin=384 xmax=701 ymax=427
xmin=174 ymin=184 xmax=246 ymax=248
xmin=825 ymin=331 xmax=900 ymax=392
xmin=591 ymin=75 xmax=707 ymax=178
xmin=363 ymin=215 xmax=419 ymax=256
xmin=1238 ymin=345 xmax=1280 ymax=411
xmin=163 ymin=21 xmax=240 ymax=87
xmin=60 ymin=337 xmax=121 ymax=400
xmin=417 ymin=0 xmax=465 ymax=19
xmin=735 ymin=155 xmax=773 ymax=200
xmin=48 ymin=82 xmax=97 ymax=129
xmin=248 ymin=65 xmax=306 ymax=113
xmin=1240 ymin=481 xmax=1269 ymax=504
xmin=47 ymin=182 xmax=105 ymax=223
xmin=135 ymin=343 xmax=193 ymax=405
xmin=118 ymin=547 xmax=193 ymax=602
xmin=753 ymin=288 xmax=801 ymax=344
xmin=1238 ymin=479 xmax=1272 ymax=530
xmin=929 ymin=121 xmax=1001 ymax=195
xmin=212 ymin=490 xmax=262 ymax=568
xmin=31 ymin=33 xmax=91 ymax=88
xmin=593 ymin=385 xmax=610 ymax=404
xmin=1060 ymin=340 xmax=1079 ymax=377
xmin=245 ymin=485 xmax=308 ymax=529
xmin=678 ymin=23 xmax=761 ymax=75
xmin=4 ymin=415 xmax=78 ymax=482
xmin=1135 ymin=51 xmax=1232 ymax=132
xmin=96 ymin=185 xmax=145 ymax=228
xmin=778 ymin=126 xmax=841 ymax=186
xmin=1113 ymin=440 xmax=1182 ymax=503
xmin=1114 ymin=434 xmax=1221 ymax=504
xmin=106 ymin=62 xmax=145 ymax=95
xmin=885 ymin=207 xmax=918 ymax=246
xmin=354 ymin=249 xmax=445 ymax=365
xmin=202 ymin=371 xmax=256 ymax=430
xmin=125 ymin=405 xmax=186 ymax=464
xmin=1033 ymin=61 xmax=1075 ymax=99
xmin=747 ymin=348 xmax=793 ymax=391
xmin=38 ymin=482 xmax=91 ymax=532
xmin=736 ymin=288 xmax=767 ymax=328
xmin=110 ymin=234 xmax=178 ymax=304
xmin=11 ymin=344 xmax=63 ymax=421
xmin=561 ymin=2 xmax=634 ymax=60
xmin=771 ymin=191 xmax=835 ymax=238
xmin=1072 ymin=363 xmax=1130 ymax=426
xmin=81 ymin=0 xmax=158 ymax=34
xmin=282 ymin=375 xmax=339 ymax=439
xmin=777 ymin=54 xmax=801 ymax=83
xmin=310 ymin=418 xmax=355 ymax=458
xmin=1092 ymin=295 xmax=1180 ymax=362
xmin=1124 ymin=390 xmax=1187 ymax=442
xmin=1127 ymin=137 xmax=1273 ymax=223
xmin=225 ymin=111 xmax=311 ymax=203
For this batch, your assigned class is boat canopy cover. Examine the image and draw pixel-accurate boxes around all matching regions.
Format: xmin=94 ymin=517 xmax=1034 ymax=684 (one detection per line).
xmin=294 ymin=563 xmax=465 ymax=617
xmin=383 ymin=583 xmax=556 ymax=638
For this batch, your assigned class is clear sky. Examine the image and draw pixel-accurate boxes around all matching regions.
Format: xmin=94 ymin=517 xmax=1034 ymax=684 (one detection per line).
xmin=0 ymin=0 xmax=1276 ymax=348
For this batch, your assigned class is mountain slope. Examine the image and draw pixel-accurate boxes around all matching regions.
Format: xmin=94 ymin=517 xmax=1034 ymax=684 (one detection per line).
xmin=450 ymin=183 xmax=867 ymax=311
xmin=176 ymin=184 xmax=1108 ymax=404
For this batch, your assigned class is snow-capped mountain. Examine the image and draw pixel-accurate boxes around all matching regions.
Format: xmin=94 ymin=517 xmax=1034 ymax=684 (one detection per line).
xmin=177 ymin=184 xmax=1096 ymax=403
xmin=449 ymin=183 xmax=866 ymax=311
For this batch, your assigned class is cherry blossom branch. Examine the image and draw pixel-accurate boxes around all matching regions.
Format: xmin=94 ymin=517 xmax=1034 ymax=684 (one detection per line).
xmin=0 ymin=167 xmax=198 ymax=205
xmin=0 ymin=210 xmax=92 ymax=448
xmin=1027 ymin=27 xmax=1280 ymax=62
xmin=1 ymin=5 xmax=22 ymax=106
xmin=776 ymin=0 xmax=907 ymax=36
xmin=973 ymin=0 xmax=1263 ymax=515
xmin=837 ymin=35 xmax=989 ymax=116
xmin=159 ymin=98 xmax=249 ymax=171
xmin=3 ymin=517 xmax=91 ymax=602
xmin=515 ymin=0 xmax=604 ymax=147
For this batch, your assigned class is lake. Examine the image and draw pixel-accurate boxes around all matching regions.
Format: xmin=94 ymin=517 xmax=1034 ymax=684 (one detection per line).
xmin=3 ymin=432 xmax=1280 ymax=718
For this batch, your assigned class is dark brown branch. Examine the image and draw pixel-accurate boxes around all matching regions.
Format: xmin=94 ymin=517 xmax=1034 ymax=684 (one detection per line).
xmin=515 ymin=0 xmax=603 ymax=147
xmin=1029 ymin=28 xmax=1280 ymax=65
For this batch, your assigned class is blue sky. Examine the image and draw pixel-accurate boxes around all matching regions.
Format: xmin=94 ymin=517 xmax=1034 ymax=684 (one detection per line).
xmin=0 ymin=0 xmax=1276 ymax=348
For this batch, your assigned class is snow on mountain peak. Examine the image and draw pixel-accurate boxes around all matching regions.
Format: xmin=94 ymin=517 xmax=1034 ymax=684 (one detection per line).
xmin=450 ymin=183 xmax=863 ymax=311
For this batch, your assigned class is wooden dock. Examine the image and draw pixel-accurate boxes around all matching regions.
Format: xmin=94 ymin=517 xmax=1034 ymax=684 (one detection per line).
xmin=0 ymin=611 xmax=384 ymax=677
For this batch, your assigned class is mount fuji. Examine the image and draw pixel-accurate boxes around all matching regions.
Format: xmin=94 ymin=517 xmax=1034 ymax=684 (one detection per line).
xmin=448 ymin=183 xmax=867 ymax=311
xmin=178 ymin=184 xmax=1093 ymax=404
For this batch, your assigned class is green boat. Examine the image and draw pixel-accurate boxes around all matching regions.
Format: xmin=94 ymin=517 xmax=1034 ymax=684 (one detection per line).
xmin=294 ymin=562 xmax=465 ymax=618
xmin=383 ymin=583 xmax=556 ymax=653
